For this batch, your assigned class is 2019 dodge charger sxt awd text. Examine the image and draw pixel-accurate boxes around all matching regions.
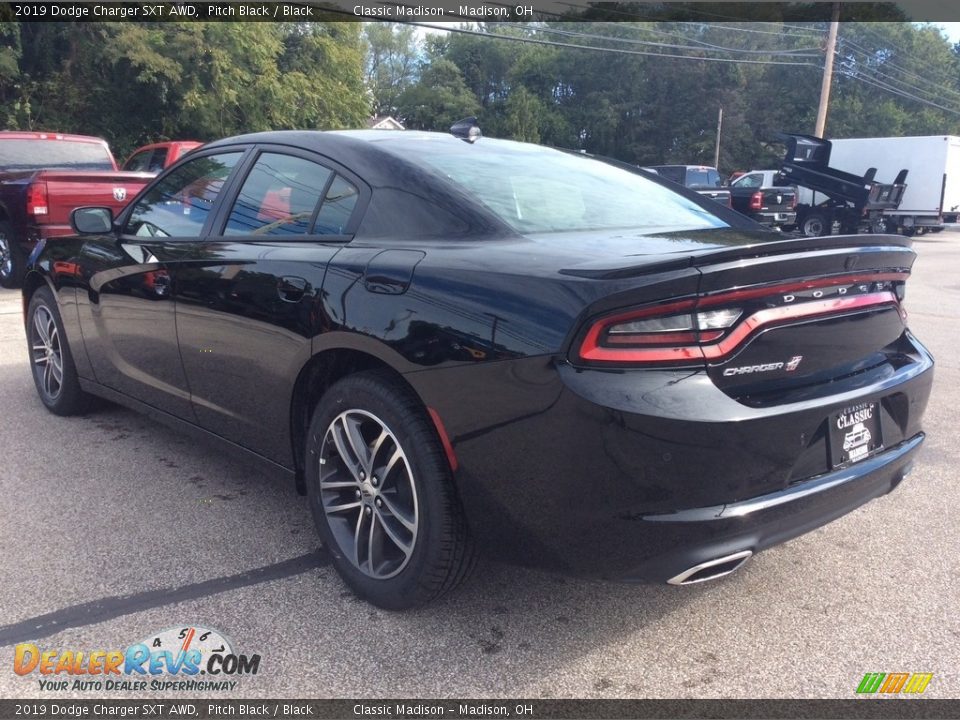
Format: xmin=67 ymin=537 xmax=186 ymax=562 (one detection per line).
xmin=21 ymin=129 xmax=933 ymax=608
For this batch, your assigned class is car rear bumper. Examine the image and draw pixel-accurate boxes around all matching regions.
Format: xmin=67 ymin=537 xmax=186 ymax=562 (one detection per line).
xmin=621 ymin=432 xmax=922 ymax=583
xmin=751 ymin=210 xmax=797 ymax=226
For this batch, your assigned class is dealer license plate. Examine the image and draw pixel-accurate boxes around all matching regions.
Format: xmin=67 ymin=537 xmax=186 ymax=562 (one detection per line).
xmin=830 ymin=402 xmax=882 ymax=467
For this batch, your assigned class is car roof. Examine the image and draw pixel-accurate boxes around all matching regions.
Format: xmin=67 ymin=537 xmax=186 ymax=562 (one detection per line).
xmin=200 ymin=129 xmax=576 ymax=190
xmin=0 ymin=131 xmax=109 ymax=145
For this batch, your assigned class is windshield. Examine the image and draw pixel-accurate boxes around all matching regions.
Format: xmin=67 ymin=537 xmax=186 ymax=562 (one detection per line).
xmin=405 ymin=140 xmax=729 ymax=235
xmin=0 ymin=139 xmax=114 ymax=171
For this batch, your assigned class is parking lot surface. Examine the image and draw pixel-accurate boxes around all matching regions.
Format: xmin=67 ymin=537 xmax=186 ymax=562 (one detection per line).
xmin=1 ymin=234 xmax=959 ymax=699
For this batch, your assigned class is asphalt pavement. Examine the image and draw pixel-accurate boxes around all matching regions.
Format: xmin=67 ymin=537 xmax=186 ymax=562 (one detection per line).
xmin=1 ymin=233 xmax=958 ymax=700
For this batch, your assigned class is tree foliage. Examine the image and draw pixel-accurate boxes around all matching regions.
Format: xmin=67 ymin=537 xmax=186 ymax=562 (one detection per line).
xmin=1 ymin=19 xmax=959 ymax=172
xmin=386 ymin=21 xmax=960 ymax=172
xmin=0 ymin=22 xmax=367 ymax=158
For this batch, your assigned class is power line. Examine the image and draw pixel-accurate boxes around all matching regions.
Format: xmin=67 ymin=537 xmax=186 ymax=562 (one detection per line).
xmin=407 ymin=22 xmax=822 ymax=67
xmin=839 ymin=42 xmax=960 ymax=106
xmin=840 ymin=34 xmax=960 ymax=96
xmin=507 ymin=23 xmax=822 ymax=56
xmin=838 ymin=68 xmax=960 ymax=116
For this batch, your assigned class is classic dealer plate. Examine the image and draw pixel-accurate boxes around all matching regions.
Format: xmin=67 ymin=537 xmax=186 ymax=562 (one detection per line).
xmin=830 ymin=401 xmax=882 ymax=467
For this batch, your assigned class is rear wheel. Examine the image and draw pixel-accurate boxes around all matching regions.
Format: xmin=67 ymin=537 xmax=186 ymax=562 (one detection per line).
xmin=0 ymin=221 xmax=26 ymax=289
xmin=27 ymin=286 xmax=91 ymax=415
xmin=305 ymin=370 xmax=475 ymax=609
xmin=801 ymin=211 xmax=830 ymax=237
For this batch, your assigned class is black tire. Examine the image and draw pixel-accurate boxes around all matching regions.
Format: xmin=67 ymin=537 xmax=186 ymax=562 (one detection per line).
xmin=305 ymin=370 xmax=475 ymax=609
xmin=26 ymin=286 xmax=92 ymax=416
xmin=0 ymin=221 xmax=26 ymax=289
xmin=801 ymin=211 xmax=830 ymax=237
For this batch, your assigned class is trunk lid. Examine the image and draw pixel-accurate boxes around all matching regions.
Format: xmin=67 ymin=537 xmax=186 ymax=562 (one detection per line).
xmin=566 ymin=230 xmax=914 ymax=402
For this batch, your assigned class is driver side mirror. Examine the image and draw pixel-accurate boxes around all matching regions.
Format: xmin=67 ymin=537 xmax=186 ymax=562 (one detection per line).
xmin=71 ymin=207 xmax=114 ymax=235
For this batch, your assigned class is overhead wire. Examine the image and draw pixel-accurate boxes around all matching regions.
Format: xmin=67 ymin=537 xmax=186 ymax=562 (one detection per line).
xmin=406 ymin=22 xmax=822 ymax=67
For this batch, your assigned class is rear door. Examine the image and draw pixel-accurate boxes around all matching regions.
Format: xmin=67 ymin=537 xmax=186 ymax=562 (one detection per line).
xmin=173 ymin=146 xmax=365 ymax=464
xmin=76 ymin=149 xmax=246 ymax=419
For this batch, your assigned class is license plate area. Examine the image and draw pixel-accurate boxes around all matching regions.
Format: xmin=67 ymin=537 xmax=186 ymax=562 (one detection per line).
xmin=829 ymin=402 xmax=882 ymax=467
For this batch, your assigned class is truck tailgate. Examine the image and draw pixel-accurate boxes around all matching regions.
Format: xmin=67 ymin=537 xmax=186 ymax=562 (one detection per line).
xmin=35 ymin=170 xmax=153 ymax=226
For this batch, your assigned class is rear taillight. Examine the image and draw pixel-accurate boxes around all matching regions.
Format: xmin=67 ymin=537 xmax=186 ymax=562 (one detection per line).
xmin=26 ymin=182 xmax=48 ymax=217
xmin=575 ymin=274 xmax=907 ymax=366
xmin=749 ymin=191 xmax=762 ymax=211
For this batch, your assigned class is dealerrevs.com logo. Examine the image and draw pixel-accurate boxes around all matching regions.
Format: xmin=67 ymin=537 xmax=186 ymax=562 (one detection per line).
xmin=13 ymin=625 xmax=261 ymax=692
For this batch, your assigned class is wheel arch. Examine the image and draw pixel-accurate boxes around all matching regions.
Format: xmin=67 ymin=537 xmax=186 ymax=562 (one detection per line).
xmin=21 ymin=269 xmax=53 ymax=322
xmin=289 ymin=346 xmax=429 ymax=495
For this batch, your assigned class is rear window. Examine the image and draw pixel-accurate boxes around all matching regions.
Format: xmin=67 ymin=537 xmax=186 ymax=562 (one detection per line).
xmin=685 ymin=168 xmax=723 ymax=188
xmin=0 ymin=139 xmax=114 ymax=171
xmin=406 ymin=141 xmax=728 ymax=235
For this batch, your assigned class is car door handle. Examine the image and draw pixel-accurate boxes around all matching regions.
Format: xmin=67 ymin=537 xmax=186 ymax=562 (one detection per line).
xmin=277 ymin=276 xmax=308 ymax=302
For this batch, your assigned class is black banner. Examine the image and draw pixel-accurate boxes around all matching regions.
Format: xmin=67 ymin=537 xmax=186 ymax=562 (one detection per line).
xmin=4 ymin=1 xmax=960 ymax=23
xmin=3 ymin=700 xmax=960 ymax=720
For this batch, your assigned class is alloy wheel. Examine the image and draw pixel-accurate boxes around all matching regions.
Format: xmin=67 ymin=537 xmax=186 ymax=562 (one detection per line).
xmin=31 ymin=305 xmax=64 ymax=400
xmin=319 ymin=409 xmax=419 ymax=579
xmin=0 ymin=234 xmax=11 ymax=278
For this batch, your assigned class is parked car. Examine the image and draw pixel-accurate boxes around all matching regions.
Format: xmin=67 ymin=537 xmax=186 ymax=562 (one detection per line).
xmin=121 ymin=141 xmax=203 ymax=174
xmin=645 ymin=164 xmax=732 ymax=206
xmin=0 ymin=131 xmax=152 ymax=287
xmin=22 ymin=129 xmax=932 ymax=608
xmin=728 ymin=169 xmax=798 ymax=229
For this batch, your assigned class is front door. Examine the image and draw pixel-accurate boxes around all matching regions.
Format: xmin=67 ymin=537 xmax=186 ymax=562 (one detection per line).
xmin=76 ymin=150 xmax=246 ymax=419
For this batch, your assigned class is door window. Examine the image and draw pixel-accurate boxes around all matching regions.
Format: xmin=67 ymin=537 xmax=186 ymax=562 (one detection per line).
xmin=313 ymin=175 xmax=359 ymax=235
xmin=124 ymin=152 xmax=242 ymax=238
xmin=123 ymin=149 xmax=153 ymax=172
xmin=734 ymin=173 xmax=764 ymax=188
xmin=225 ymin=153 xmax=334 ymax=236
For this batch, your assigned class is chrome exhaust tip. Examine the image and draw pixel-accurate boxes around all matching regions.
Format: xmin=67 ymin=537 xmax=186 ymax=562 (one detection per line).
xmin=667 ymin=550 xmax=753 ymax=586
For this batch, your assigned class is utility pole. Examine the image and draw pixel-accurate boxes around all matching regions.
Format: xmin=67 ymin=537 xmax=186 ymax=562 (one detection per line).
xmin=714 ymin=106 xmax=723 ymax=169
xmin=814 ymin=2 xmax=841 ymax=137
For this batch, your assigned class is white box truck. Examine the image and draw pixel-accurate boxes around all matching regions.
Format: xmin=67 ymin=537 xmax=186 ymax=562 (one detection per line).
xmin=798 ymin=135 xmax=960 ymax=234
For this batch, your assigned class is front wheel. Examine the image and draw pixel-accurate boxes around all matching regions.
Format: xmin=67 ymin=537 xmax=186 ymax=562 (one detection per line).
xmin=305 ymin=370 xmax=475 ymax=609
xmin=0 ymin=221 xmax=26 ymax=289
xmin=27 ymin=286 xmax=92 ymax=415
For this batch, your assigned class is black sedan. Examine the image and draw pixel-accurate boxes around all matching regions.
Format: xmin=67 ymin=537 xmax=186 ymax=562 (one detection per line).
xmin=21 ymin=128 xmax=933 ymax=608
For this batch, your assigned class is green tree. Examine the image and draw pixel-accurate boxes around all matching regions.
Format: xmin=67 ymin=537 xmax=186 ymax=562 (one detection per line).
xmin=395 ymin=57 xmax=479 ymax=131
xmin=363 ymin=23 xmax=420 ymax=117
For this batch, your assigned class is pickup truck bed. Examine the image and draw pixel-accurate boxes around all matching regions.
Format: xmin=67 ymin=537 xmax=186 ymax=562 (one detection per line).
xmin=0 ymin=132 xmax=153 ymax=287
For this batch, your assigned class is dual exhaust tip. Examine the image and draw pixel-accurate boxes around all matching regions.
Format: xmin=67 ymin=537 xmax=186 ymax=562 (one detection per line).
xmin=667 ymin=550 xmax=753 ymax=585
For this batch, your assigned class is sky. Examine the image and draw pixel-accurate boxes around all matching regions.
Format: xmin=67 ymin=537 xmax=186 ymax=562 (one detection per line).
xmin=934 ymin=22 xmax=960 ymax=43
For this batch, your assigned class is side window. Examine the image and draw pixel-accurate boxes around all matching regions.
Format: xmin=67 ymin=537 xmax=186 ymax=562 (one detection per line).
xmin=313 ymin=176 xmax=359 ymax=235
xmin=734 ymin=173 xmax=763 ymax=188
xmin=124 ymin=152 xmax=241 ymax=238
xmin=225 ymin=153 xmax=332 ymax=236
xmin=147 ymin=147 xmax=169 ymax=173
xmin=123 ymin=150 xmax=153 ymax=172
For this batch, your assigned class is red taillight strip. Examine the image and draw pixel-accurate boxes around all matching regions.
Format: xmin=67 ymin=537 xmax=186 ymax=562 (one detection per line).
xmin=700 ymin=291 xmax=897 ymax=360
xmin=578 ymin=298 xmax=696 ymax=360
xmin=579 ymin=291 xmax=899 ymax=364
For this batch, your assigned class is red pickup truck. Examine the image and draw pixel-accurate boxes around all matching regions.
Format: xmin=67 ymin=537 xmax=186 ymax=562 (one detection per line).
xmin=0 ymin=133 xmax=200 ymax=288
xmin=121 ymin=140 xmax=202 ymax=174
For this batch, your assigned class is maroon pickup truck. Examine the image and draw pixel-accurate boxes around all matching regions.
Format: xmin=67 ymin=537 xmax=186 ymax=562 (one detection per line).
xmin=0 ymin=132 xmax=154 ymax=288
